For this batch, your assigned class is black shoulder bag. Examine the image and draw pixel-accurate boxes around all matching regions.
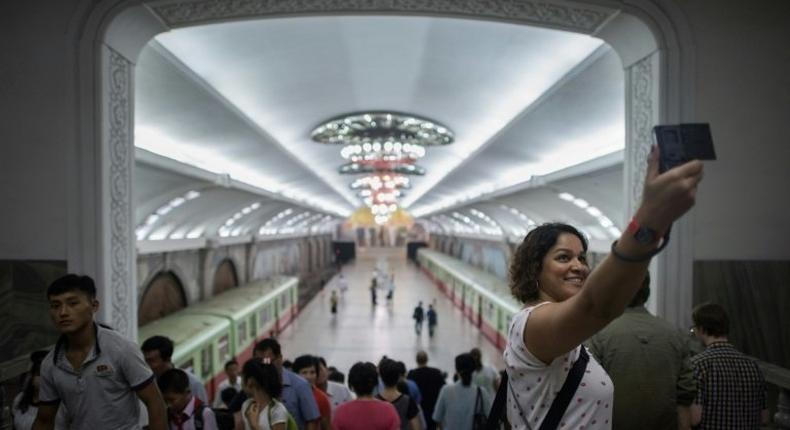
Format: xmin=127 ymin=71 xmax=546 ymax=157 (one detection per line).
xmin=485 ymin=347 xmax=590 ymax=430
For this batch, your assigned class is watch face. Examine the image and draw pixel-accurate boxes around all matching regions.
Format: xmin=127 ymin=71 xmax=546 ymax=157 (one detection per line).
xmin=634 ymin=227 xmax=656 ymax=244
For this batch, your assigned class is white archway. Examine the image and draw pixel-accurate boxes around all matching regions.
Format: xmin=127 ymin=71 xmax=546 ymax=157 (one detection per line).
xmin=75 ymin=0 xmax=695 ymax=338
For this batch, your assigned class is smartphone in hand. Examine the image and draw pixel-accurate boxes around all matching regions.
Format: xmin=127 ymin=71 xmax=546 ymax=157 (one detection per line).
xmin=653 ymin=123 xmax=717 ymax=173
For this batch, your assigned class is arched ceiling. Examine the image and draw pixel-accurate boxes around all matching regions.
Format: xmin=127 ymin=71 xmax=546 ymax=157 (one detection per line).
xmin=134 ymin=15 xmax=625 ymax=244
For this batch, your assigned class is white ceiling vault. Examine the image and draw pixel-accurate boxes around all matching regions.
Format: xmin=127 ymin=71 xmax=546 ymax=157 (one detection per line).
xmin=134 ymin=14 xmax=625 ymax=243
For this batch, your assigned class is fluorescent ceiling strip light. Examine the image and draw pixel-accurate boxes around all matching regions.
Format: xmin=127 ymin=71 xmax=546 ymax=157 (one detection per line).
xmin=135 ymin=126 xmax=351 ymax=217
xmin=402 ymin=37 xmax=605 ymax=209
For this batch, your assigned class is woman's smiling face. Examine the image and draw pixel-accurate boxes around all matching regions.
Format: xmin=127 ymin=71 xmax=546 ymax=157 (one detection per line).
xmin=537 ymin=233 xmax=590 ymax=302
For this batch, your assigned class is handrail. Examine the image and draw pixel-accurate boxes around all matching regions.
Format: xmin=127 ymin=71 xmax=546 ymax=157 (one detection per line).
xmin=755 ymin=358 xmax=790 ymax=429
xmin=757 ymin=359 xmax=790 ymax=390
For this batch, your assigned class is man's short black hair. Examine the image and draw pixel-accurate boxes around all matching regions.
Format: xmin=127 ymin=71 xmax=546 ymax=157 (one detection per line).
xmin=292 ymin=355 xmax=318 ymax=374
xmin=692 ymin=302 xmax=730 ymax=337
xmin=157 ymin=368 xmax=190 ymax=393
xmin=220 ymin=387 xmax=238 ymax=406
xmin=224 ymin=359 xmax=238 ymax=370
xmin=47 ymin=274 xmax=97 ymax=299
xmin=348 ymin=362 xmax=378 ymax=395
xmin=254 ymin=338 xmax=281 ymax=357
xmin=628 ymin=273 xmax=651 ymax=307
xmin=328 ymin=367 xmax=345 ymax=384
xmin=379 ymin=359 xmax=401 ymax=387
xmin=142 ymin=335 xmax=174 ymax=361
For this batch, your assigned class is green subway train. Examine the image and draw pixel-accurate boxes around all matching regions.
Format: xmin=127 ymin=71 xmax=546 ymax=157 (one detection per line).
xmin=137 ymin=276 xmax=299 ymax=402
xmin=417 ymin=249 xmax=520 ymax=350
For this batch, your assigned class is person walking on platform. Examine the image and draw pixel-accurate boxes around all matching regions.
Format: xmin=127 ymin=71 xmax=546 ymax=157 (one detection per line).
xmin=330 ymin=290 xmax=338 ymax=315
xmin=689 ymin=303 xmax=768 ymax=429
xmin=370 ymin=278 xmax=378 ymax=306
xmin=337 ymin=274 xmax=348 ymax=293
xmin=33 ymin=274 xmax=168 ymax=430
xmin=426 ymin=305 xmax=437 ymax=338
xmin=386 ymin=273 xmax=395 ymax=302
xmin=412 ymin=302 xmax=425 ymax=335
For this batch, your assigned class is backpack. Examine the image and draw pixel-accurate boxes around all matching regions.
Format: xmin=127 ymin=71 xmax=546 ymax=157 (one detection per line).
xmin=193 ymin=399 xmax=235 ymax=430
xmin=266 ymin=399 xmax=299 ymax=430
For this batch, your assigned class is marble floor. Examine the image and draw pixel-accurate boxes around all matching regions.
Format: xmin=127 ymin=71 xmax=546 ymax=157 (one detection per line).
xmin=277 ymin=247 xmax=505 ymax=377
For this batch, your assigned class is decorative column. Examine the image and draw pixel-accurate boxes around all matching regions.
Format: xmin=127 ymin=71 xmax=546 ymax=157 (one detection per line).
xmin=100 ymin=45 xmax=138 ymax=340
xmin=624 ymin=51 xmax=693 ymax=327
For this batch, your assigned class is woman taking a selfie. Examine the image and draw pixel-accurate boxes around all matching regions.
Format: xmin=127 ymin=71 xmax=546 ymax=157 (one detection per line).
xmin=504 ymin=147 xmax=703 ymax=429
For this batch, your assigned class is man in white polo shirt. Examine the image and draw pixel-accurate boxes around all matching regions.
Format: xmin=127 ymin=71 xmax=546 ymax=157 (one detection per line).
xmin=33 ymin=274 xmax=167 ymax=430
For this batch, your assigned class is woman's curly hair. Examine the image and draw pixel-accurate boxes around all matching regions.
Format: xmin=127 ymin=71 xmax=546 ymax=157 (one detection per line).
xmin=509 ymin=223 xmax=588 ymax=303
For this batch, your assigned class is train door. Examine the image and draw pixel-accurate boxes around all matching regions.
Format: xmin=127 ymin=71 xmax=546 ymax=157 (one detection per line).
xmin=201 ymin=342 xmax=215 ymax=401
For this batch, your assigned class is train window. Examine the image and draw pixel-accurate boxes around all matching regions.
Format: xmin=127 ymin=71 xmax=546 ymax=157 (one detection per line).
xmin=249 ymin=315 xmax=256 ymax=339
xmin=218 ymin=335 xmax=229 ymax=363
xmin=259 ymin=305 xmax=271 ymax=328
xmin=238 ymin=321 xmax=248 ymax=345
xmin=280 ymin=293 xmax=287 ymax=308
xmin=201 ymin=345 xmax=212 ymax=378
xmin=180 ymin=359 xmax=195 ymax=375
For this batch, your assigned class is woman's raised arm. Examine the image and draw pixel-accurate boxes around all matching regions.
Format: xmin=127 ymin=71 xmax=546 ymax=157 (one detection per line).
xmin=524 ymin=146 xmax=704 ymax=364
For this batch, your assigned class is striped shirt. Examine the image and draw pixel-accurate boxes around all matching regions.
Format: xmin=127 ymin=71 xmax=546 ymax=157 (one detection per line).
xmin=691 ymin=342 xmax=766 ymax=429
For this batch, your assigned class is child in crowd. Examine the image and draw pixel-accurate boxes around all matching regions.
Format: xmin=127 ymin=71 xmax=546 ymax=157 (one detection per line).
xmin=158 ymin=368 xmax=218 ymax=430
xmin=240 ymin=359 xmax=291 ymax=430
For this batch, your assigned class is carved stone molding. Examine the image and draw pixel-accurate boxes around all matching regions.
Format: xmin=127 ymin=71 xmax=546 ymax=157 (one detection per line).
xmin=107 ymin=48 xmax=135 ymax=337
xmin=627 ymin=54 xmax=654 ymax=212
xmin=150 ymin=0 xmax=614 ymax=33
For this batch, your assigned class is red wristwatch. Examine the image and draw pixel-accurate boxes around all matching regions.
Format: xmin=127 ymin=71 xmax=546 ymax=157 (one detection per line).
xmin=627 ymin=217 xmax=661 ymax=245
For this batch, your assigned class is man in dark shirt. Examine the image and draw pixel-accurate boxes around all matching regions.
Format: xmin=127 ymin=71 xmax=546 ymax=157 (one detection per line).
xmin=407 ymin=351 xmax=445 ymax=430
xmin=588 ymin=274 xmax=696 ymax=429
xmin=690 ymin=303 xmax=768 ymax=429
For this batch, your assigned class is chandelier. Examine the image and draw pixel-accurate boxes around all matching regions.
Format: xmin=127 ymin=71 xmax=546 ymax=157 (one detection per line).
xmin=312 ymin=111 xmax=454 ymax=224
xmin=311 ymin=112 xmax=454 ymax=147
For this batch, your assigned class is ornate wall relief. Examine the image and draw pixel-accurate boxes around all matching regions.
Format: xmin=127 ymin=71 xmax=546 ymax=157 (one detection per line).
xmin=106 ymin=47 xmax=136 ymax=338
xmin=626 ymin=54 xmax=655 ymax=212
xmin=151 ymin=0 xmax=614 ymax=34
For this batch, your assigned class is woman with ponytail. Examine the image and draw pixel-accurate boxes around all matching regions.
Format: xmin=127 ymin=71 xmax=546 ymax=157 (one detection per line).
xmin=432 ymin=353 xmax=492 ymax=430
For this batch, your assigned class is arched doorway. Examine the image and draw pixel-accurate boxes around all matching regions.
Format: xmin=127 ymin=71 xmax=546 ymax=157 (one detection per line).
xmin=138 ymin=271 xmax=187 ymax=326
xmin=87 ymin=0 xmax=694 ymax=337
xmin=212 ymin=259 xmax=239 ymax=295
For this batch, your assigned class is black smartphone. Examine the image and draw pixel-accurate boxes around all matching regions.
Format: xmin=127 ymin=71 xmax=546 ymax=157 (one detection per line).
xmin=653 ymin=123 xmax=717 ymax=173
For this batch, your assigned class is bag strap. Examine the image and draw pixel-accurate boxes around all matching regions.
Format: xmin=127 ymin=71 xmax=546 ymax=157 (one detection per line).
xmin=194 ymin=397 xmax=205 ymax=430
xmin=538 ymin=347 xmax=589 ymax=430
xmin=475 ymin=386 xmax=482 ymax=414
xmin=485 ymin=372 xmax=508 ymax=430
xmin=487 ymin=347 xmax=590 ymax=430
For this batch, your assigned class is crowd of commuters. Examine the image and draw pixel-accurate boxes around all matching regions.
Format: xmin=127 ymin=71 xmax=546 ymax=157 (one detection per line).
xmin=4 ymin=150 xmax=771 ymax=430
